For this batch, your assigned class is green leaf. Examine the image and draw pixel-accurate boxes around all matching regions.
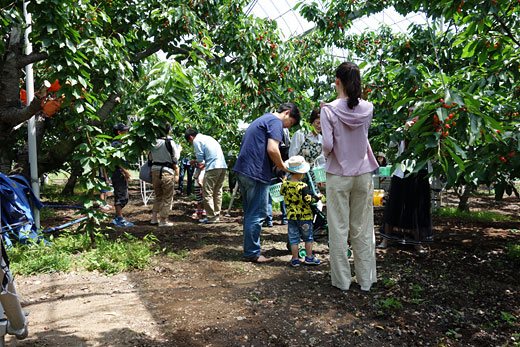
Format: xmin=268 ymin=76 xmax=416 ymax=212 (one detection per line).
xmin=436 ymin=107 xmax=448 ymax=122
xmin=66 ymin=38 xmax=76 ymax=53
xmin=75 ymin=103 xmax=85 ymax=113
xmin=444 ymin=143 xmax=465 ymax=171
xmin=461 ymin=40 xmax=478 ymax=58
xmin=77 ymin=75 xmax=87 ymax=88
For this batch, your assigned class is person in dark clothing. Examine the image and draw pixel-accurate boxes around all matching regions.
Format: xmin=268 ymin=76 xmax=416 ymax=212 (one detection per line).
xmin=178 ymin=157 xmax=194 ymax=195
xmin=378 ymin=123 xmax=433 ymax=254
xmin=264 ymin=128 xmax=290 ymax=227
xmin=233 ymin=102 xmax=301 ymax=263
xmin=111 ymin=123 xmax=134 ymax=227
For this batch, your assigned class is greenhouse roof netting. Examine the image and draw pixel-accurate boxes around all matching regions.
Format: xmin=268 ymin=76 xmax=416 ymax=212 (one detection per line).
xmin=245 ymin=0 xmax=427 ymax=39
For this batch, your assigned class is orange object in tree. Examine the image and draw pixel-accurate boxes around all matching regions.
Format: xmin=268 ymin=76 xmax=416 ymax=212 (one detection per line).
xmin=41 ymin=98 xmax=63 ymax=117
xmin=48 ymin=79 xmax=61 ymax=93
xmin=20 ymin=89 xmax=27 ymax=105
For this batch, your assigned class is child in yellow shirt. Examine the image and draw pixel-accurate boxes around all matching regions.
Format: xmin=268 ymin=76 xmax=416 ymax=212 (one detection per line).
xmin=280 ymin=156 xmax=322 ymax=267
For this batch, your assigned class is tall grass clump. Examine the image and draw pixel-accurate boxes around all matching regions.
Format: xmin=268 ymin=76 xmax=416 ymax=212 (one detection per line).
xmin=81 ymin=233 xmax=158 ymax=274
xmin=434 ymin=207 xmax=513 ymax=222
xmin=8 ymin=232 xmax=158 ymax=275
xmin=8 ymin=240 xmax=73 ymax=275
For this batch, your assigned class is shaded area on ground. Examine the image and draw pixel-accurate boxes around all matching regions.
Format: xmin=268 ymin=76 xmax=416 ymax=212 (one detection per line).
xmin=8 ymin=185 xmax=520 ymax=346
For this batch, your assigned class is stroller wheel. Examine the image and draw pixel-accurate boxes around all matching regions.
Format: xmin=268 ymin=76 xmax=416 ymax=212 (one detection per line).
xmin=286 ymin=243 xmax=307 ymax=258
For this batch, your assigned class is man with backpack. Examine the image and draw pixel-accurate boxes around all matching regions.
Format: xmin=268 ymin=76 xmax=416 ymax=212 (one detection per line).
xmin=149 ymin=123 xmax=180 ymax=227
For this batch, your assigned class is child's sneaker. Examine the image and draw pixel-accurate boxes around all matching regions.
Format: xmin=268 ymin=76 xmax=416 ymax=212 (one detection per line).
xmin=192 ymin=210 xmax=207 ymax=220
xmin=290 ymin=258 xmax=300 ymax=267
xmin=304 ymin=256 xmax=320 ymax=266
xmin=112 ymin=217 xmax=134 ymax=227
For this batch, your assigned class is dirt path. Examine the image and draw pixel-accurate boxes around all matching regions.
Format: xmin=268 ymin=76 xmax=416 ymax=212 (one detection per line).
xmin=6 ymin=193 xmax=520 ymax=346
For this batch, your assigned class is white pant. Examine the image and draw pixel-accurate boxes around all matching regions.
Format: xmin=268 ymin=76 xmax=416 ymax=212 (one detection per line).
xmin=326 ymin=173 xmax=377 ymax=290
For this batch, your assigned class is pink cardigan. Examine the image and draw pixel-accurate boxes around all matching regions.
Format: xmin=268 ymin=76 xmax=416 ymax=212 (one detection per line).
xmin=321 ymin=98 xmax=379 ymax=176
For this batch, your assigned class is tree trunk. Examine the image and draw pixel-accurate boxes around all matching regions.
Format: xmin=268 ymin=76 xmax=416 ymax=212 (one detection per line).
xmin=456 ymin=184 xmax=472 ymax=212
xmin=61 ymin=163 xmax=82 ymax=195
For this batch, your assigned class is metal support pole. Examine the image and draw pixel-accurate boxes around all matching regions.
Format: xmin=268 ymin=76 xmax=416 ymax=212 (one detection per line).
xmin=225 ymin=181 xmax=239 ymax=216
xmin=23 ymin=1 xmax=40 ymax=229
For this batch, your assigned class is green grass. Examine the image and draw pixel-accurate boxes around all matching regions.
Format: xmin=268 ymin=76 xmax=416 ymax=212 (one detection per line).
xmin=507 ymin=243 xmax=520 ymax=262
xmin=166 ymin=249 xmax=190 ymax=261
xmin=409 ymin=283 xmax=426 ymax=304
xmin=8 ymin=232 xmax=158 ymax=275
xmin=376 ymin=297 xmax=403 ymax=315
xmin=381 ymin=277 xmax=398 ymax=289
xmin=8 ymin=241 xmax=72 ymax=275
xmin=47 ymin=171 xmax=71 ymax=181
xmin=500 ymin=311 xmax=518 ymax=327
xmin=40 ymin=206 xmax=58 ymax=220
xmin=434 ymin=207 xmax=514 ymax=222
xmin=221 ymin=191 xmax=242 ymax=210
xmin=40 ymin=182 xmax=82 ymax=203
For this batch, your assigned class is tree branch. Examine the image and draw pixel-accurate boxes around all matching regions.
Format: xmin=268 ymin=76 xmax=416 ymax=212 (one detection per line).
xmin=94 ymin=93 xmax=120 ymax=124
xmin=131 ymin=42 xmax=162 ymax=63
xmin=131 ymin=40 xmax=192 ymax=63
xmin=16 ymin=51 xmax=49 ymax=69
xmin=0 ymin=97 xmax=43 ymax=126
xmin=492 ymin=13 xmax=520 ymax=48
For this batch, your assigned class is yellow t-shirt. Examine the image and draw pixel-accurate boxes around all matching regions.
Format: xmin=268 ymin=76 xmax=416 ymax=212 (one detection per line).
xmin=280 ymin=180 xmax=313 ymax=221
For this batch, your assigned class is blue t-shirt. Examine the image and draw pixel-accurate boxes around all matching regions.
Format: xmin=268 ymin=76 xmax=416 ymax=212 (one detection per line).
xmin=233 ymin=113 xmax=283 ymax=183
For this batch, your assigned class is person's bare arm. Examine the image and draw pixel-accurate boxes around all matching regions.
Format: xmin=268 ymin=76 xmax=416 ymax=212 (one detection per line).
xmin=175 ymin=165 xmax=180 ymax=184
xmin=267 ymin=138 xmax=287 ymax=171
xmin=120 ymin=168 xmax=131 ymax=181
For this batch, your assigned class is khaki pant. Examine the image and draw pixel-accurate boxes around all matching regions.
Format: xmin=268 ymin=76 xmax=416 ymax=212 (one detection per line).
xmin=152 ymin=170 xmax=176 ymax=220
xmin=326 ymin=172 xmax=377 ymax=291
xmin=202 ymin=168 xmax=227 ymax=219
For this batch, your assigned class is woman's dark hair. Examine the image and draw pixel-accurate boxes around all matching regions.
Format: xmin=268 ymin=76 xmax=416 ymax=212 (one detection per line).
xmin=159 ymin=122 xmax=172 ymax=137
xmin=336 ymin=62 xmax=361 ymax=109
xmin=277 ymin=102 xmax=301 ymax=125
xmin=309 ymin=108 xmax=320 ymax=124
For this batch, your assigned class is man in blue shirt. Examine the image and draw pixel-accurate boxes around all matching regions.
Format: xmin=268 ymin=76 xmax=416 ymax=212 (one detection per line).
xmin=233 ymin=103 xmax=301 ymax=263
xmin=185 ymin=129 xmax=228 ymax=224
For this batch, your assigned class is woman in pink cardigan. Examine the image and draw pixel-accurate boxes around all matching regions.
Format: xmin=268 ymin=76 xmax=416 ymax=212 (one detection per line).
xmin=321 ymin=62 xmax=379 ymax=292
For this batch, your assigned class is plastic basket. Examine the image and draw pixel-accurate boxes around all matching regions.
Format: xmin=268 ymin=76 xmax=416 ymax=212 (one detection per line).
xmin=269 ymin=183 xmax=284 ymax=203
xmin=373 ymin=189 xmax=385 ymax=207
xmin=312 ymin=166 xmax=326 ymax=183
xmin=378 ymin=165 xmax=392 ymax=177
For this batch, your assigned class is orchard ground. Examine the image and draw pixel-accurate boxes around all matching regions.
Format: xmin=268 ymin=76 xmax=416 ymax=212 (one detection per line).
xmin=7 ymin=183 xmax=520 ymax=347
